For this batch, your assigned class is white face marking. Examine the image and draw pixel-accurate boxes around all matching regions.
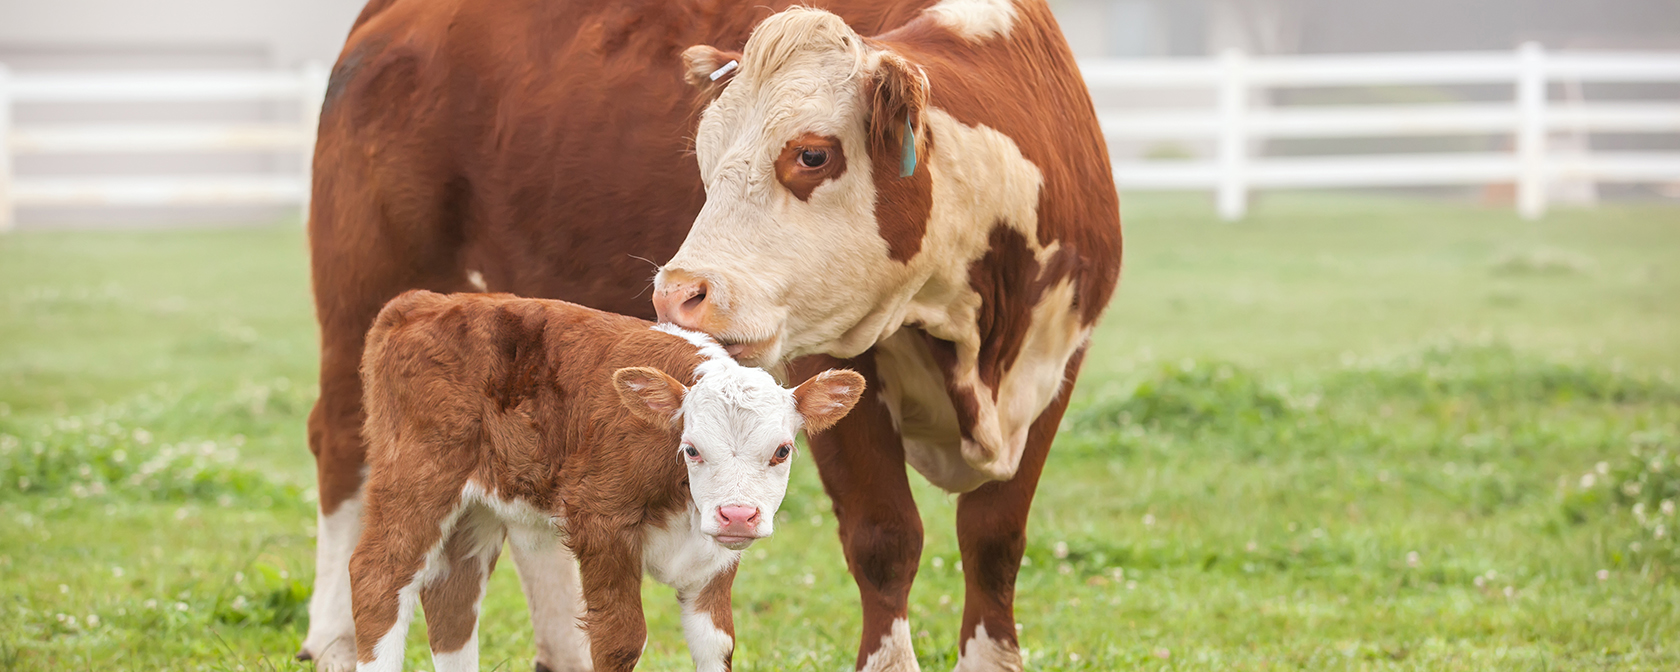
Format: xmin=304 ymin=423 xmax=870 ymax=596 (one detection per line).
xmin=925 ymin=0 xmax=1019 ymax=41
xmin=303 ymin=497 xmax=362 ymax=670
xmin=858 ymin=618 xmax=920 ymax=672
xmin=679 ymin=364 xmax=802 ymax=547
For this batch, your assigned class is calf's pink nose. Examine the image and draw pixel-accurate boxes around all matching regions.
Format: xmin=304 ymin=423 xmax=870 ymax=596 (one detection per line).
xmin=716 ymin=506 xmax=761 ymax=535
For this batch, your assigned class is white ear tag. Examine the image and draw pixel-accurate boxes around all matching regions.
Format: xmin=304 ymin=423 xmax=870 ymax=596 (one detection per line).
xmin=709 ymin=60 xmax=739 ymax=82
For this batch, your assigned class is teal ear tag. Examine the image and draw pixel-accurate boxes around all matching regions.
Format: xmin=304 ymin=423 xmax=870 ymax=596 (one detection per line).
xmin=899 ymin=118 xmax=918 ymax=178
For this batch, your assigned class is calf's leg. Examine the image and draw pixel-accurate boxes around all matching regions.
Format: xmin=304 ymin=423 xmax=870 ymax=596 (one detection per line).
xmin=507 ymin=526 xmax=593 ymax=672
xmin=350 ymin=478 xmax=464 ymax=672
xmin=794 ymin=354 xmax=924 ymax=672
xmin=677 ymin=564 xmax=736 ymax=672
xmin=950 ymin=352 xmax=1083 ymax=672
xmin=570 ymin=526 xmax=648 ymax=672
xmin=423 ymin=507 xmax=506 ymax=672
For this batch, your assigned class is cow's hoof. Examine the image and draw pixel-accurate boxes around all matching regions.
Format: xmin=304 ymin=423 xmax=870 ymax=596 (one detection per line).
xmin=535 ymin=664 xmax=552 ymax=672
xmin=294 ymin=649 xmax=313 ymax=662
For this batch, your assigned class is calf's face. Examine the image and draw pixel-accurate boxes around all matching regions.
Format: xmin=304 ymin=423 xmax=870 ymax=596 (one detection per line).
xmin=615 ymin=365 xmax=864 ymax=550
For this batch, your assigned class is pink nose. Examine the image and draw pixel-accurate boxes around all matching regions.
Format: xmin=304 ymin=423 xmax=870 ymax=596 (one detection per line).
xmin=715 ymin=506 xmax=761 ymax=536
xmin=653 ymin=271 xmax=713 ymax=332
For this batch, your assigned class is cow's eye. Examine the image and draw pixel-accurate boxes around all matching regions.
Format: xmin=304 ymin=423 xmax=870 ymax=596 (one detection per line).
xmin=683 ymin=445 xmax=701 ymax=460
xmin=798 ymin=149 xmax=828 ymax=169
xmin=770 ymin=443 xmax=793 ymax=466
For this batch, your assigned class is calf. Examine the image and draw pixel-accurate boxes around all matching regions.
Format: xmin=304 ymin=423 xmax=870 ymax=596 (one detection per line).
xmin=349 ymin=290 xmax=864 ymax=672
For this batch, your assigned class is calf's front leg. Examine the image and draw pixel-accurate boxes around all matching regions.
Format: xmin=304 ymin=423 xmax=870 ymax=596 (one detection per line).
xmin=571 ymin=526 xmax=649 ymax=672
xmin=677 ymin=564 xmax=736 ymax=672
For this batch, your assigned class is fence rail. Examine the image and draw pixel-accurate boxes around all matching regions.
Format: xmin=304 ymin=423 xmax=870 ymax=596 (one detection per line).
xmin=1085 ymin=44 xmax=1680 ymax=220
xmin=2 ymin=45 xmax=1679 ymax=228
xmin=0 ymin=64 xmax=328 ymax=230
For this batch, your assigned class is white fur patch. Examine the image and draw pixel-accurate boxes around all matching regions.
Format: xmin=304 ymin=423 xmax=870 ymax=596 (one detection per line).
xmin=652 ymin=323 xmax=735 ymax=378
xmin=925 ymin=0 xmax=1018 ymax=41
xmin=430 ymin=628 xmax=479 ymax=672
xmin=953 ymin=623 xmax=1022 ymax=672
xmin=465 ymin=270 xmax=488 ymax=292
xmin=859 ymin=618 xmax=920 ymax=672
xmin=303 ymin=498 xmax=363 ymax=671
xmin=643 ymin=507 xmax=741 ymax=595
xmin=679 ymin=600 xmax=735 ymax=672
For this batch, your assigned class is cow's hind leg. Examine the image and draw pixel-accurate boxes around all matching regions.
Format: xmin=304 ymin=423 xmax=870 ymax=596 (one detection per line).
xmin=508 ymin=526 xmax=593 ymax=672
xmin=796 ymin=354 xmax=924 ymax=672
xmin=423 ymin=506 xmax=506 ymax=672
xmin=950 ymin=353 xmax=1083 ymax=672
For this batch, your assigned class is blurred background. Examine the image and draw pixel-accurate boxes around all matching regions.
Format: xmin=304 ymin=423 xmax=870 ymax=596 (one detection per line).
xmin=2 ymin=0 xmax=1678 ymax=228
xmin=2 ymin=2 xmax=1678 ymax=670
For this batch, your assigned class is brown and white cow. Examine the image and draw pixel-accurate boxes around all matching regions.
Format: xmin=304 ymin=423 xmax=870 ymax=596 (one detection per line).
xmin=655 ymin=4 xmax=1121 ymax=669
xmin=352 ymin=290 xmax=863 ymax=672
xmin=304 ymin=1 xmax=1118 ymax=670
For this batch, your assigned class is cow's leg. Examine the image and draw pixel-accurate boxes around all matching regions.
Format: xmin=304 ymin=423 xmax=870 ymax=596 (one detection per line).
xmin=570 ymin=525 xmax=648 ymax=672
xmin=298 ymin=327 xmax=372 ymax=670
xmin=795 ymin=354 xmax=923 ymax=672
xmin=950 ymin=353 xmax=1084 ymax=672
xmin=350 ymin=481 xmax=462 ymax=672
xmin=423 ymin=506 xmax=506 ymax=672
xmin=507 ymin=524 xmax=593 ymax=672
xmin=677 ymin=564 xmax=736 ymax=672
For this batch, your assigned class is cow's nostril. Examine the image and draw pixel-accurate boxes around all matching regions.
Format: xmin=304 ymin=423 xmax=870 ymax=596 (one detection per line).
xmin=682 ymin=290 xmax=706 ymax=313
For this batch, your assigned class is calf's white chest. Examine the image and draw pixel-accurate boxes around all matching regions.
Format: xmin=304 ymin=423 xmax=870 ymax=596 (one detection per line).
xmin=642 ymin=506 xmax=741 ymax=595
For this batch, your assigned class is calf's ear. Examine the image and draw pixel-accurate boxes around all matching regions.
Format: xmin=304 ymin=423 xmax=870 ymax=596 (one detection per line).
xmin=614 ymin=367 xmax=689 ymax=425
xmin=682 ymin=45 xmax=744 ymax=92
xmin=793 ymin=369 xmax=867 ymax=434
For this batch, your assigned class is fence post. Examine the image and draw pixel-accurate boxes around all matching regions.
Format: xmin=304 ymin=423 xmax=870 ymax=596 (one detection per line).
xmin=299 ymin=60 xmax=330 ymax=224
xmin=1516 ymin=42 xmax=1548 ymax=220
xmin=0 ymin=64 xmax=14 ymax=233
xmin=1217 ymin=48 xmax=1249 ymax=221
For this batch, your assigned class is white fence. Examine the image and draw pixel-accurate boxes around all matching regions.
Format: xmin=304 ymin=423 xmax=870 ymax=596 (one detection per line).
xmin=2 ymin=45 xmax=1680 ymax=228
xmin=0 ymin=63 xmax=329 ymax=231
xmin=1084 ymin=43 xmax=1680 ymax=220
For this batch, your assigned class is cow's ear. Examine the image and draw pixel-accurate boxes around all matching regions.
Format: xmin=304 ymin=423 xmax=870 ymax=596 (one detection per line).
xmin=864 ymin=50 xmax=929 ymax=177
xmin=792 ymin=369 xmax=866 ymax=434
xmin=682 ymin=45 xmax=743 ymax=93
xmin=614 ymin=367 xmax=689 ymax=425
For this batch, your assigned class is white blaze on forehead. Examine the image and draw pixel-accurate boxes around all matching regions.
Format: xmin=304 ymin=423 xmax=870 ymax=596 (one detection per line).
xmin=925 ymin=0 xmax=1019 ymax=41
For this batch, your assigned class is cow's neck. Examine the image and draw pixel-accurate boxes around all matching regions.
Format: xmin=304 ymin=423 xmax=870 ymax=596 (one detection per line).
xmin=876 ymin=111 xmax=1088 ymax=491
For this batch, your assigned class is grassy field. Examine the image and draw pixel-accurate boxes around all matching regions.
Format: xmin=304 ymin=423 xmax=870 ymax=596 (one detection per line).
xmin=2 ymin=194 xmax=1678 ymax=671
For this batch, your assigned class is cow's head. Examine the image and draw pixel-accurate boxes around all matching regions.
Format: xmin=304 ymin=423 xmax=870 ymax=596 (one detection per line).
xmin=614 ymin=364 xmax=864 ymax=550
xmin=655 ymin=7 xmax=932 ymax=366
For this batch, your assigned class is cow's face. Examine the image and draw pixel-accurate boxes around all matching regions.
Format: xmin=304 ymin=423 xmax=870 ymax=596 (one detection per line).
xmin=655 ymin=8 xmax=930 ymax=366
xmin=614 ymin=365 xmax=863 ymax=550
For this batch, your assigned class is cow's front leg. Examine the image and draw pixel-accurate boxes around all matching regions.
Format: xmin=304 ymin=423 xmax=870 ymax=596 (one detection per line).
xmin=677 ymin=564 xmax=736 ymax=672
xmin=951 ymin=353 xmax=1083 ymax=672
xmin=796 ymin=354 xmax=923 ymax=672
xmin=570 ymin=526 xmax=648 ymax=672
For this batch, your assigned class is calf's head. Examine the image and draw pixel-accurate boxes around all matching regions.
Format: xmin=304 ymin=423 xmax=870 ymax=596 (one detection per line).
xmin=614 ymin=364 xmax=864 ymax=550
xmin=654 ymin=7 xmax=931 ymax=365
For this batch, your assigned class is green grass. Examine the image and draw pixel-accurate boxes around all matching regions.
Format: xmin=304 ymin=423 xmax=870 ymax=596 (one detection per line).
xmin=2 ymin=194 xmax=1679 ymax=670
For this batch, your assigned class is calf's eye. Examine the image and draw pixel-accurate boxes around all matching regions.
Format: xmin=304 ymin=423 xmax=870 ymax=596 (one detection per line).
xmin=770 ymin=443 xmax=793 ymax=466
xmin=798 ymin=149 xmax=828 ymax=169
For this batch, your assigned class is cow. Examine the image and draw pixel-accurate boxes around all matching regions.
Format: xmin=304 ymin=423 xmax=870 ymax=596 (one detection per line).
xmin=351 ymin=290 xmax=864 ymax=672
xmin=302 ymin=0 xmax=1120 ymax=670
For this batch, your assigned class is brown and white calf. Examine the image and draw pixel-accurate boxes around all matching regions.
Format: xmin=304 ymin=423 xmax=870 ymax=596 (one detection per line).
xmin=350 ymin=290 xmax=863 ymax=672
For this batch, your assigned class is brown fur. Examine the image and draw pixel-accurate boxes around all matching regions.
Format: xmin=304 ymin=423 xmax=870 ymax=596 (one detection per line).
xmin=351 ymin=291 xmax=714 ymax=669
xmin=775 ymin=134 xmax=849 ymax=202
xmin=863 ymin=49 xmax=934 ymax=263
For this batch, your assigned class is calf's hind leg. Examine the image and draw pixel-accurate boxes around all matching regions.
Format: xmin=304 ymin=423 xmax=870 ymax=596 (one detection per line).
xmin=350 ymin=480 xmax=463 ymax=672
xmin=423 ymin=506 xmax=506 ymax=672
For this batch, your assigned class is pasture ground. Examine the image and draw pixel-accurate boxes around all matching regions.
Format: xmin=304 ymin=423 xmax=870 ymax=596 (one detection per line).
xmin=2 ymin=194 xmax=1678 ymax=670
